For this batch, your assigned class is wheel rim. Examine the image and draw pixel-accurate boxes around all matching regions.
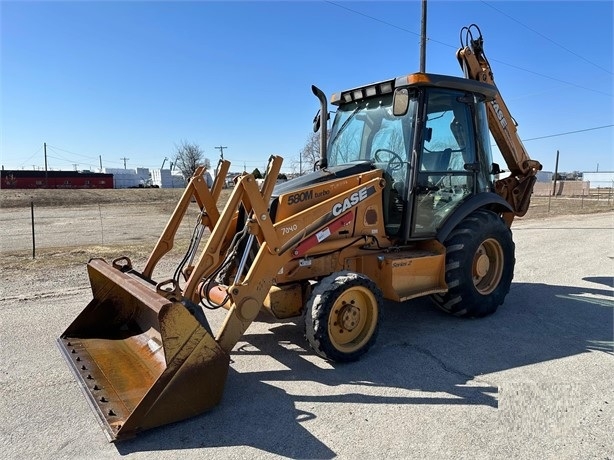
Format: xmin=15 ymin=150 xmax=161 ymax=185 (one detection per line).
xmin=472 ymin=238 xmax=504 ymax=295
xmin=327 ymin=285 xmax=378 ymax=353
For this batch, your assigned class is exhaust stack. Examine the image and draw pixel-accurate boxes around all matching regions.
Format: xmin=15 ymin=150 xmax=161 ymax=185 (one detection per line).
xmin=311 ymin=85 xmax=328 ymax=169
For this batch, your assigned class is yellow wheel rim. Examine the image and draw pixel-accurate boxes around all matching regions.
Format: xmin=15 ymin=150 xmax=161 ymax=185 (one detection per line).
xmin=327 ymin=285 xmax=378 ymax=353
xmin=472 ymin=238 xmax=504 ymax=295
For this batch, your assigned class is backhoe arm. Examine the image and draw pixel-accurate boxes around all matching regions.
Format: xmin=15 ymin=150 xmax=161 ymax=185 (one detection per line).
xmin=457 ymin=24 xmax=542 ymax=218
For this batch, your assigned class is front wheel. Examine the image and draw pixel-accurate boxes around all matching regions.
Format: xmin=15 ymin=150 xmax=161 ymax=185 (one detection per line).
xmin=432 ymin=209 xmax=515 ymax=317
xmin=305 ymin=272 xmax=382 ymax=362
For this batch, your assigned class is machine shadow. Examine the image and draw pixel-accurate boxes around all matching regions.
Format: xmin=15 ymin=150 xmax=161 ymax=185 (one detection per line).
xmin=116 ymin=280 xmax=613 ymax=457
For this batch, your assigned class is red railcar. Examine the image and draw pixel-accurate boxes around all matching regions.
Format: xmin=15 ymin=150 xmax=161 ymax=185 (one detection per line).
xmin=1 ymin=170 xmax=114 ymax=189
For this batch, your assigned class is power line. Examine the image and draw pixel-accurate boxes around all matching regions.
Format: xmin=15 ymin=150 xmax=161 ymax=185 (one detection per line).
xmin=46 ymin=144 xmax=128 ymax=168
xmin=487 ymin=57 xmax=612 ymax=97
xmin=522 ymin=124 xmax=614 ymax=142
xmin=46 ymin=144 xmax=99 ymax=161
xmin=324 ymin=1 xmax=454 ymax=49
xmin=14 ymin=145 xmax=43 ymax=168
xmin=324 ymin=1 xmax=613 ymax=97
xmin=45 ymin=146 xmax=100 ymax=168
xmin=481 ymin=1 xmax=613 ymax=76
xmin=45 ymin=148 xmax=81 ymax=165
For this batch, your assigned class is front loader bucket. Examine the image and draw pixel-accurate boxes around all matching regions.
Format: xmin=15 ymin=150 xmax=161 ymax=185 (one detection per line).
xmin=57 ymin=258 xmax=230 ymax=442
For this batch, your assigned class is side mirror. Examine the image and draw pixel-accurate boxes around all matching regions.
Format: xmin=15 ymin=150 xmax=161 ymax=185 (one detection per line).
xmin=491 ymin=162 xmax=502 ymax=175
xmin=313 ymin=109 xmax=321 ymax=133
xmin=393 ymin=88 xmax=409 ymax=116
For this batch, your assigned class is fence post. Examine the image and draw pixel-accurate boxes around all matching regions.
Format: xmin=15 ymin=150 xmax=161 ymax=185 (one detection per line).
xmin=30 ymin=201 xmax=36 ymax=259
xmin=99 ymin=204 xmax=104 ymax=244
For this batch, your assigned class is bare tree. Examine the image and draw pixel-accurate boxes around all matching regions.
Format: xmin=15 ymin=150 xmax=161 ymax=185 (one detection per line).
xmin=297 ymin=131 xmax=325 ymax=174
xmin=173 ymin=141 xmax=211 ymax=180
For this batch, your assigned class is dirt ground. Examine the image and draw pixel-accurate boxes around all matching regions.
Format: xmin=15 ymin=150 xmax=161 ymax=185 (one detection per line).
xmin=0 ymin=188 xmax=233 ymax=269
xmin=0 ymin=187 xmax=187 ymax=208
xmin=2 ymin=186 xmax=612 ymax=214
xmin=1 ymin=188 xmax=612 ymax=271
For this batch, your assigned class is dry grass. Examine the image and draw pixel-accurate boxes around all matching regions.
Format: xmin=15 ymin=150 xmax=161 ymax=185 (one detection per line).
xmin=1 ymin=244 xmax=153 ymax=271
xmin=1 ymin=188 xmax=612 ymax=271
xmin=3 ymin=187 xmax=612 ymax=217
xmin=0 ymin=187 xmax=186 ymax=208
xmin=521 ymin=195 xmax=614 ymax=220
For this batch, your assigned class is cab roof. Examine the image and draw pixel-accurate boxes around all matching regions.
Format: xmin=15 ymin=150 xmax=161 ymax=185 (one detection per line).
xmin=330 ymin=72 xmax=497 ymax=106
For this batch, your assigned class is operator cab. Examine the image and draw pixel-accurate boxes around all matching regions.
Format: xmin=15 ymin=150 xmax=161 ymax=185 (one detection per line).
xmin=327 ymin=72 xmax=497 ymax=242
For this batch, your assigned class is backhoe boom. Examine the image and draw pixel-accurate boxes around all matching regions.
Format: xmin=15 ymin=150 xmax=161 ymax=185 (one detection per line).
xmin=457 ymin=24 xmax=542 ymax=217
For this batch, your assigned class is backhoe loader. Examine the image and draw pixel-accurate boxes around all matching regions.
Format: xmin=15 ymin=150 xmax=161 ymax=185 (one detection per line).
xmin=58 ymin=24 xmax=541 ymax=441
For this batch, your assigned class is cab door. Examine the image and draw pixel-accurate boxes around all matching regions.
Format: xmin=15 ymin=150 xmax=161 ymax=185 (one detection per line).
xmin=411 ymin=88 xmax=477 ymax=238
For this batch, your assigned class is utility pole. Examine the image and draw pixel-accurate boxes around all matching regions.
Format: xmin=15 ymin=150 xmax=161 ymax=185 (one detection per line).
xmin=214 ymin=146 xmax=227 ymax=160
xmin=99 ymin=155 xmax=103 ymax=171
xmin=548 ymin=149 xmax=560 ymax=213
xmin=44 ymin=142 xmax=49 ymax=187
xmin=419 ymin=0 xmax=427 ymax=73
xmin=120 ymin=157 xmax=129 ymax=169
xmin=552 ymin=150 xmax=560 ymax=197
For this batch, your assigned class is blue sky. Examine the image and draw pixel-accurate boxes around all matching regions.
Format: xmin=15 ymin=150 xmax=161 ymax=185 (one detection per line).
xmin=1 ymin=1 xmax=612 ymax=175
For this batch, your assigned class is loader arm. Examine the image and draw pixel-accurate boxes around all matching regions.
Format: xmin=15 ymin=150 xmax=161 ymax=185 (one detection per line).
xmin=456 ymin=24 xmax=542 ymax=218
xmin=183 ymin=162 xmax=384 ymax=353
xmin=56 ymin=157 xmax=282 ymax=442
xmin=143 ymin=160 xmax=231 ymax=279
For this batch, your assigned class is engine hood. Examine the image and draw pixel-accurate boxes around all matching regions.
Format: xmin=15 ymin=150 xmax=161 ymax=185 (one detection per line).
xmin=272 ymin=162 xmax=373 ymax=198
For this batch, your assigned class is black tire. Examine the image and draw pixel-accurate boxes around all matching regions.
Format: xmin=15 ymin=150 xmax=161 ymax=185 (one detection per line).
xmin=432 ymin=209 xmax=515 ymax=317
xmin=305 ymin=271 xmax=382 ymax=362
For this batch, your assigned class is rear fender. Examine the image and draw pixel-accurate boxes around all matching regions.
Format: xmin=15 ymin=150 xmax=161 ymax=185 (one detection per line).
xmin=436 ymin=192 xmax=513 ymax=243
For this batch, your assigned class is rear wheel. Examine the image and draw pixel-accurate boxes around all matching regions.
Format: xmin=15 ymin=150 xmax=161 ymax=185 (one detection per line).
xmin=305 ymin=272 xmax=382 ymax=362
xmin=432 ymin=209 xmax=515 ymax=317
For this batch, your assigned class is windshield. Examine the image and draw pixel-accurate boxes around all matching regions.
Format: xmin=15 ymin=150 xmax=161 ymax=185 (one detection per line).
xmin=327 ymin=93 xmax=416 ymax=170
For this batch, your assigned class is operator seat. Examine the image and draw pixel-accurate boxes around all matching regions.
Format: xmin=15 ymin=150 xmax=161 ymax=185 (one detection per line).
xmin=421 ymin=148 xmax=452 ymax=172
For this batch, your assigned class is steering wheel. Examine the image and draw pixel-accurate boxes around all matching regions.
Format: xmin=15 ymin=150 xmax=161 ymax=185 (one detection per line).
xmin=374 ymin=148 xmax=403 ymax=173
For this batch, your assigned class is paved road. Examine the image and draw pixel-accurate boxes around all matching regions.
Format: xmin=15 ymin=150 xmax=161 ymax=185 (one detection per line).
xmin=1 ymin=212 xmax=612 ymax=459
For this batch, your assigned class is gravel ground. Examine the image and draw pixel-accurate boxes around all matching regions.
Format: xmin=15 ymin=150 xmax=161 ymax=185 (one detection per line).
xmin=0 ymin=193 xmax=612 ymax=459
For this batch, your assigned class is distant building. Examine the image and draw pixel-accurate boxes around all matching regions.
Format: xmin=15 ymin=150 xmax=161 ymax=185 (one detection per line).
xmin=104 ymin=167 xmax=151 ymax=188
xmin=103 ymin=167 xmax=187 ymax=188
xmin=150 ymin=169 xmax=186 ymax=188
xmin=536 ymin=171 xmax=553 ymax=182
xmin=1 ymin=170 xmax=113 ymax=189
xmin=583 ymin=171 xmax=614 ymax=189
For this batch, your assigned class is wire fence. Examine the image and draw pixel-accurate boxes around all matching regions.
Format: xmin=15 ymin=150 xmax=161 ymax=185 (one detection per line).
xmin=1 ymin=193 xmax=612 ymax=260
xmin=527 ymin=193 xmax=614 ymax=218
xmin=1 ymin=201 xmax=201 ymax=258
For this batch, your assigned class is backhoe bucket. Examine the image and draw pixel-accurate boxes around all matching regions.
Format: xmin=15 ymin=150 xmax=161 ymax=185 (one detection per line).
xmin=57 ymin=258 xmax=230 ymax=442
